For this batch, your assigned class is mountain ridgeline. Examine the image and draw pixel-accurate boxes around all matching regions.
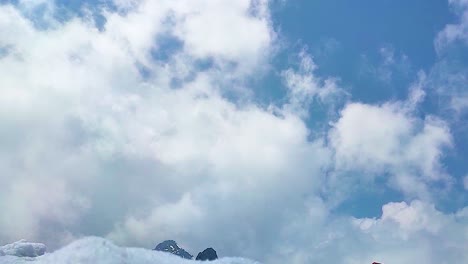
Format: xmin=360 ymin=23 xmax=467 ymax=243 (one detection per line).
xmin=153 ymin=240 xmax=218 ymax=261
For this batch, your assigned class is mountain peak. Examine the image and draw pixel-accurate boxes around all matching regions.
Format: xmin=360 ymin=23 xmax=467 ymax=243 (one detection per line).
xmin=153 ymin=240 xmax=193 ymax=259
xmin=196 ymin=247 xmax=218 ymax=261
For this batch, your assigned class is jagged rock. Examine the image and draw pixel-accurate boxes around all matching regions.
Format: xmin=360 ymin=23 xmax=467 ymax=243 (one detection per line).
xmin=153 ymin=240 xmax=193 ymax=259
xmin=0 ymin=239 xmax=46 ymax=257
xmin=196 ymin=248 xmax=218 ymax=261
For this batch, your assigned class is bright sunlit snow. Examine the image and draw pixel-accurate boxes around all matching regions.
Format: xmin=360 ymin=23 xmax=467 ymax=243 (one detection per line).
xmin=0 ymin=237 xmax=259 ymax=264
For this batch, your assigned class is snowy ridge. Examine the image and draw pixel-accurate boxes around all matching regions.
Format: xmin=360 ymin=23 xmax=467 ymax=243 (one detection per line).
xmin=0 ymin=237 xmax=260 ymax=264
xmin=0 ymin=239 xmax=46 ymax=257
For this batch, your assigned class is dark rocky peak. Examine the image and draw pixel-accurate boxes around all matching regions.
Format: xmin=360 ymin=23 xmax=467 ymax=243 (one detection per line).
xmin=196 ymin=247 xmax=218 ymax=261
xmin=153 ymin=240 xmax=193 ymax=259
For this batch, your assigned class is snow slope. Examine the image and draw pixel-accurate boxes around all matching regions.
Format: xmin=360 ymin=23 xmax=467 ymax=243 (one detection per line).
xmin=0 ymin=237 xmax=260 ymax=264
xmin=0 ymin=239 xmax=46 ymax=257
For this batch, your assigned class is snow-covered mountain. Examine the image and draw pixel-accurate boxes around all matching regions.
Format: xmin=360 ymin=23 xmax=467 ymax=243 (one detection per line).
xmin=0 ymin=237 xmax=259 ymax=264
xmin=154 ymin=240 xmax=193 ymax=259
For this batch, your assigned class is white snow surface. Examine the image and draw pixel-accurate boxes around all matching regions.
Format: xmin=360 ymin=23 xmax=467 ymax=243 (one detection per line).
xmin=0 ymin=239 xmax=46 ymax=257
xmin=0 ymin=237 xmax=260 ymax=264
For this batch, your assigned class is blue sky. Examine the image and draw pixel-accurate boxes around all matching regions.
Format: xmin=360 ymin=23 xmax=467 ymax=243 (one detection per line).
xmin=271 ymin=0 xmax=467 ymax=216
xmin=0 ymin=0 xmax=467 ymax=263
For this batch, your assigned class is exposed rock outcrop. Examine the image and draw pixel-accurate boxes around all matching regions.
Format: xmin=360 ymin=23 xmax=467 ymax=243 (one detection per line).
xmin=153 ymin=240 xmax=193 ymax=259
xmin=195 ymin=247 xmax=218 ymax=261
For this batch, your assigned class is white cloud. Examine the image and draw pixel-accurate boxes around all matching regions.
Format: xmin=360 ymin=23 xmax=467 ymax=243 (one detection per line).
xmin=0 ymin=0 xmax=332 ymax=259
xmin=108 ymin=193 xmax=203 ymax=245
xmin=0 ymin=178 xmax=89 ymax=244
xmin=378 ymin=201 xmax=445 ymax=234
xmin=0 ymin=0 xmax=466 ymax=263
xmin=281 ymin=51 xmax=342 ymax=117
xmin=102 ymin=0 xmax=273 ymax=76
xmin=426 ymin=0 xmax=468 ymax=118
xmin=436 ymin=0 xmax=468 ymax=50
xmin=266 ymin=200 xmax=468 ymax=264
xmin=348 ymin=200 xmax=468 ymax=264
xmin=173 ymin=0 xmax=272 ymax=70
xmin=329 ymin=97 xmax=452 ymax=198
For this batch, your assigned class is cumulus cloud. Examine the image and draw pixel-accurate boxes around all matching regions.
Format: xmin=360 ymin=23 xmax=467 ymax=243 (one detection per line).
xmin=349 ymin=200 xmax=468 ymax=264
xmin=0 ymin=0 xmax=279 ymax=243
xmin=329 ymin=94 xmax=452 ymax=199
xmin=0 ymin=0 xmax=330 ymax=257
xmin=0 ymin=0 xmax=466 ymax=263
xmin=263 ymin=200 xmax=468 ymax=264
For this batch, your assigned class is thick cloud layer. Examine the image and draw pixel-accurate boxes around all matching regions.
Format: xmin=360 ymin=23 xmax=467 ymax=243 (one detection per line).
xmin=0 ymin=0 xmax=466 ymax=263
